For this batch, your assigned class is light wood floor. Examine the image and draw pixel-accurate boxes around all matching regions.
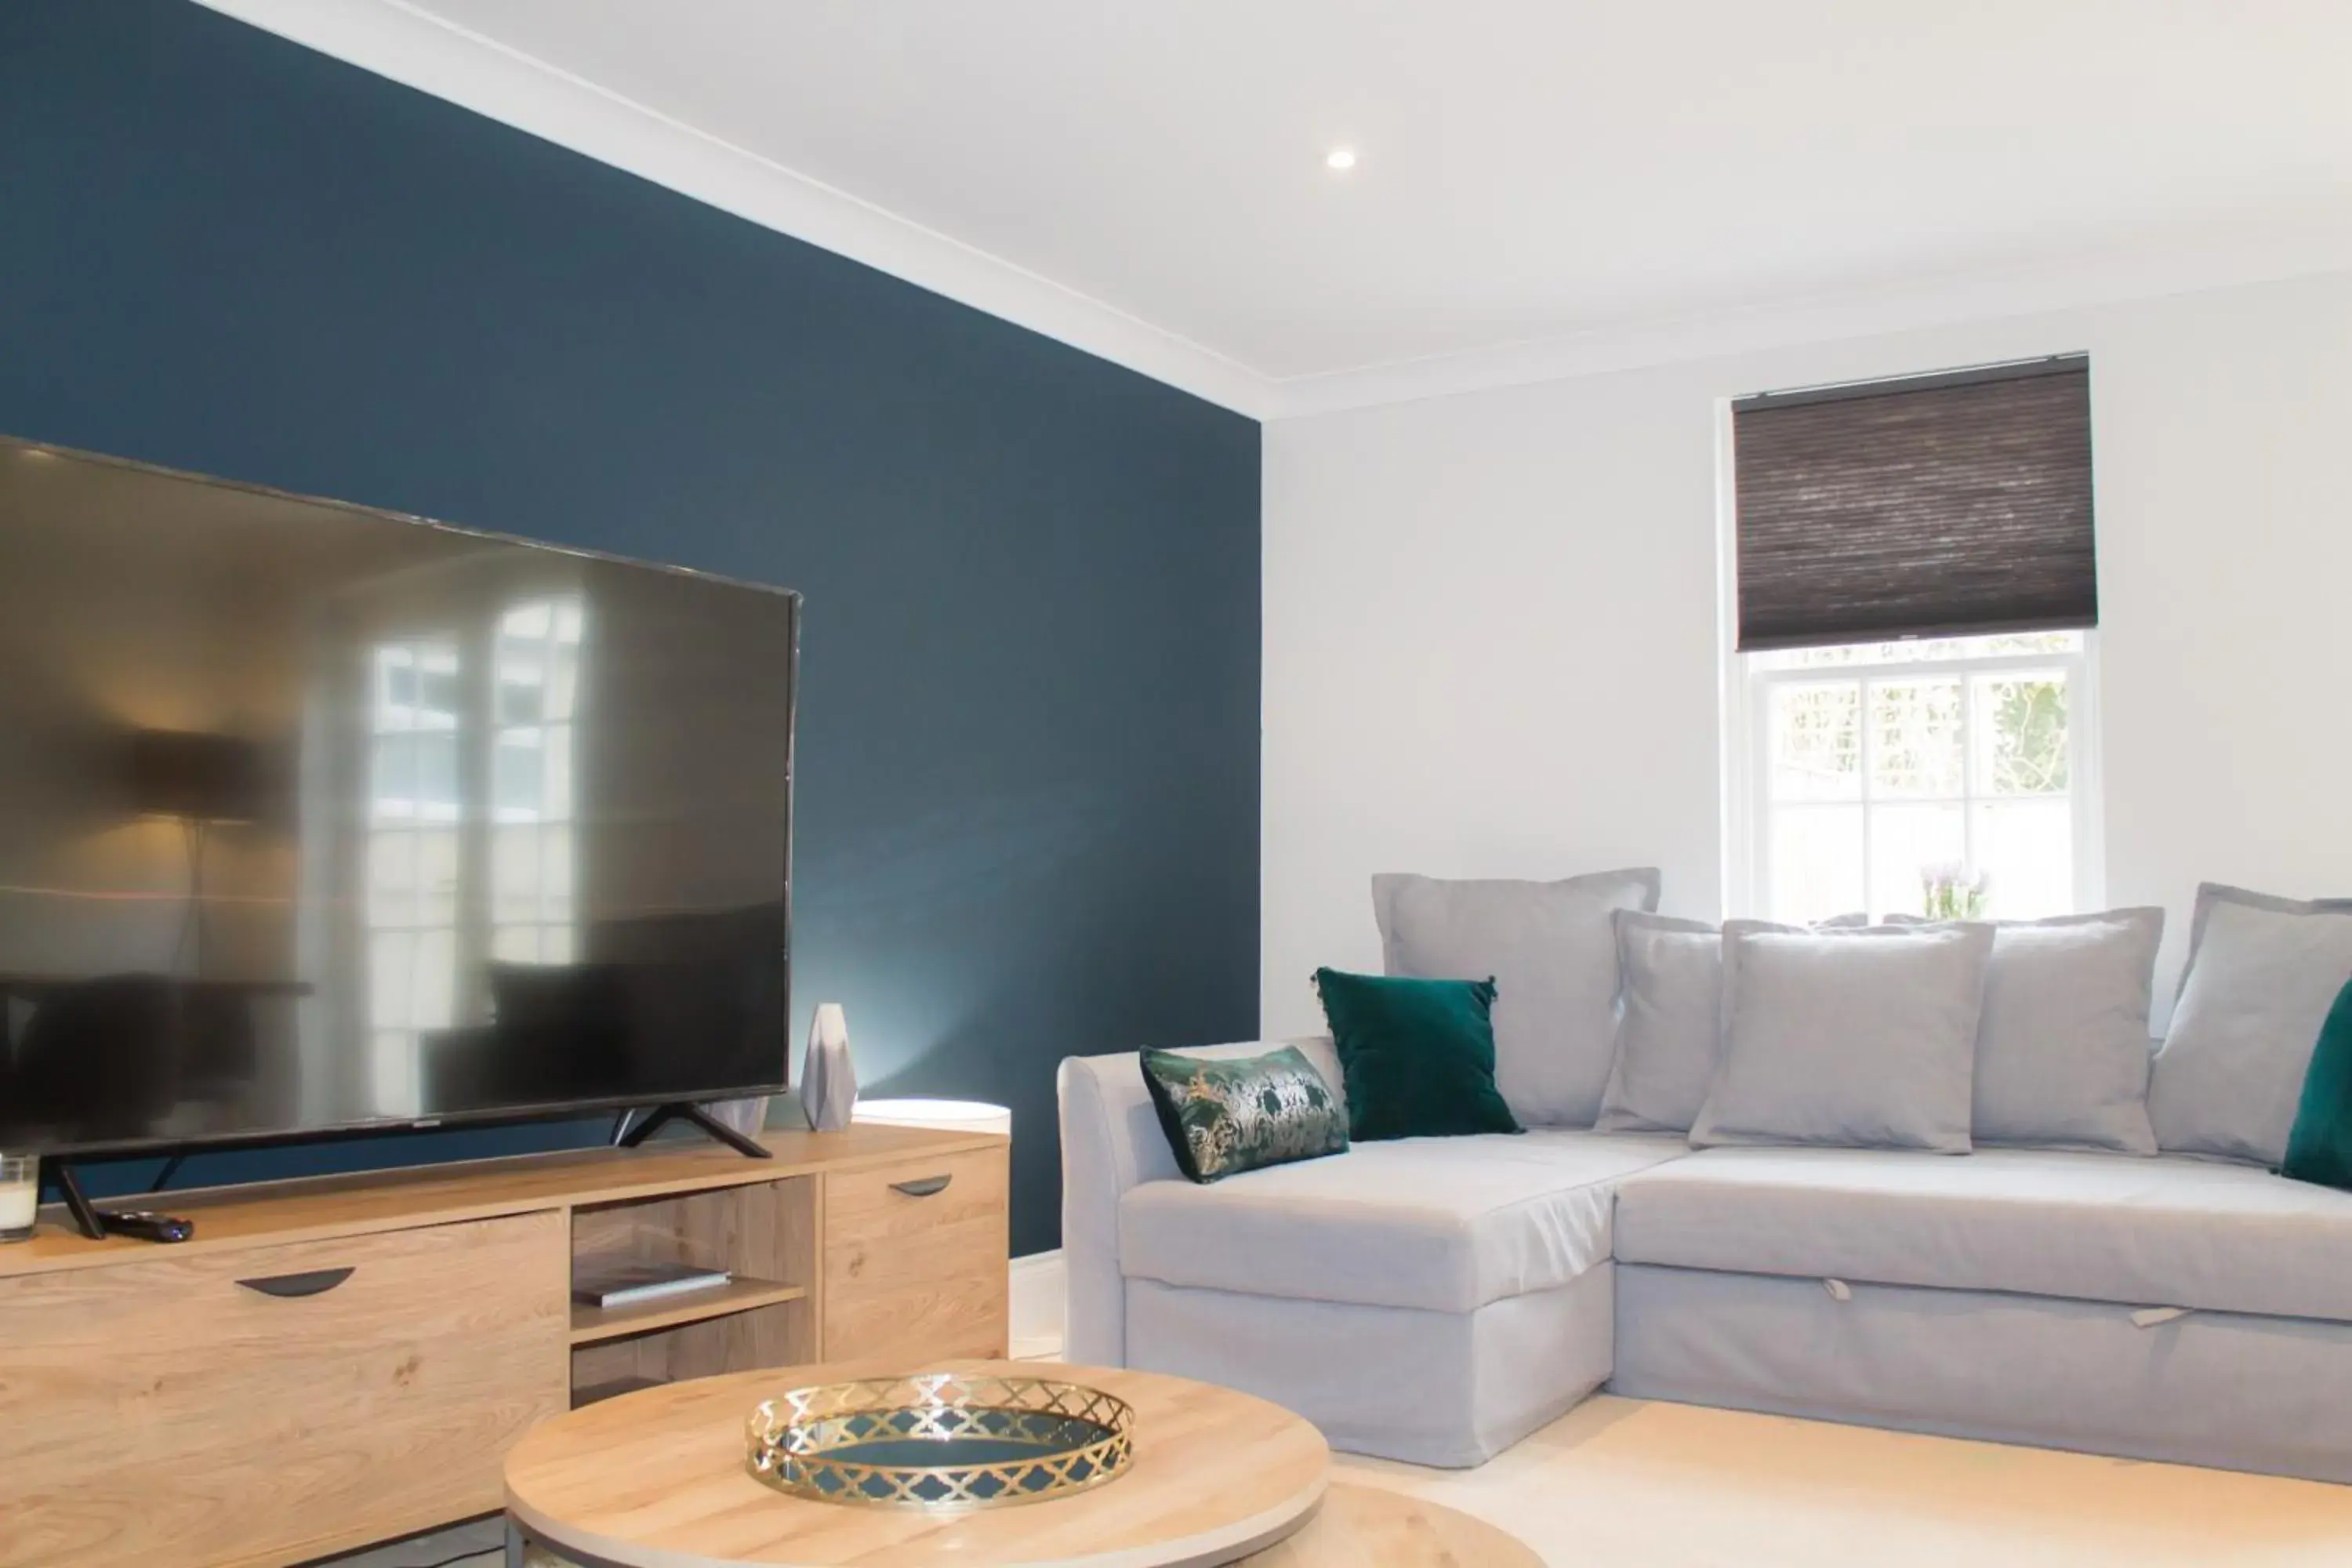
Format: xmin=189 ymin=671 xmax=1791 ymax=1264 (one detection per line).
xmin=324 ymin=1381 xmax=2352 ymax=1566
xmin=1334 ymin=1394 xmax=2352 ymax=1566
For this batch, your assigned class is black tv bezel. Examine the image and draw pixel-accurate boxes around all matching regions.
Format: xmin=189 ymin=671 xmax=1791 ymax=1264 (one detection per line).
xmin=0 ymin=432 xmax=801 ymax=1160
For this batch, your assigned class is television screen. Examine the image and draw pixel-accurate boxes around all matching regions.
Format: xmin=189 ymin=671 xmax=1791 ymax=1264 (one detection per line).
xmin=0 ymin=437 xmax=797 ymax=1155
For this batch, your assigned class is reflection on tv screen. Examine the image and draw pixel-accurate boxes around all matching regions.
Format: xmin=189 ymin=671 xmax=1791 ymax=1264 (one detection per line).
xmin=0 ymin=437 xmax=798 ymax=1154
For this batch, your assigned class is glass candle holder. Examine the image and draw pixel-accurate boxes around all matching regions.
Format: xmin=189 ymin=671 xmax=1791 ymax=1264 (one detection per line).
xmin=0 ymin=1155 xmax=36 ymax=1243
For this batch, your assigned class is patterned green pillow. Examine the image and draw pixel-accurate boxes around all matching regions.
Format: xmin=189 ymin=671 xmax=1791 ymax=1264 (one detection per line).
xmin=1139 ymin=1045 xmax=1350 ymax=1183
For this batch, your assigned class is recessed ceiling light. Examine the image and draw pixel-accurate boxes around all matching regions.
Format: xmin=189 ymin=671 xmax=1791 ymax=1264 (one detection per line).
xmin=1325 ymin=147 xmax=1357 ymax=171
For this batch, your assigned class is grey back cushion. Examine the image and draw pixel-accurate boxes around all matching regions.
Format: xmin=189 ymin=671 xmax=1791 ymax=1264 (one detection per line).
xmin=1372 ymin=869 xmax=1661 ymax=1127
xmin=1595 ymin=910 xmax=1878 ymax=1135
xmin=1892 ymin=908 xmax=2165 ymax=1153
xmin=1691 ymin=920 xmax=1995 ymax=1153
xmin=1595 ymin=912 xmax=1723 ymax=1134
xmin=2149 ymin=884 xmax=2352 ymax=1166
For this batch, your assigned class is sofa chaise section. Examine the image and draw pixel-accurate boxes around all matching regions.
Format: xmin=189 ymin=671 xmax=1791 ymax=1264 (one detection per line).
xmin=1060 ymin=1041 xmax=1686 ymax=1465
xmin=1120 ymin=1128 xmax=1657 ymax=1313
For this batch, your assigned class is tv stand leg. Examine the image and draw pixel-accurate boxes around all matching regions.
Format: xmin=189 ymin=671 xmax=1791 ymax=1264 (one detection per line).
xmin=611 ymin=1102 xmax=772 ymax=1160
xmin=53 ymin=1162 xmax=107 ymax=1241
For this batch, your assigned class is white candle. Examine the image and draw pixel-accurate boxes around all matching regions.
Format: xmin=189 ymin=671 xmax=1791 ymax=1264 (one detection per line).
xmin=853 ymin=1098 xmax=1014 ymax=1138
xmin=0 ymin=1180 xmax=35 ymax=1234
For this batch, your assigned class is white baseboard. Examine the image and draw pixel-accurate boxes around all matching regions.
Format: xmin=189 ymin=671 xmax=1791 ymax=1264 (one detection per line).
xmin=1010 ymin=1249 xmax=1065 ymax=1357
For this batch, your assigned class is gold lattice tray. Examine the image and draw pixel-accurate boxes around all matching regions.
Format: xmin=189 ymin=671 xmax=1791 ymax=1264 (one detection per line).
xmin=746 ymin=1372 xmax=1137 ymax=1511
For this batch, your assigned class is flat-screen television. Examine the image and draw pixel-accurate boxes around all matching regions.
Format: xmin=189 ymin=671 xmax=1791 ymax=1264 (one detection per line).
xmin=0 ymin=435 xmax=799 ymax=1156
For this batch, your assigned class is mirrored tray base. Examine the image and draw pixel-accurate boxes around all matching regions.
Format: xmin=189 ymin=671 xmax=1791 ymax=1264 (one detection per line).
xmin=746 ymin=1372 xmax=1136 ymax=1511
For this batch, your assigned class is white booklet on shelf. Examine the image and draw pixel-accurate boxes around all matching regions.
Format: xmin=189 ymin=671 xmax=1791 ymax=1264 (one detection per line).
xmin=573 ymin=1261 xmax=734 ymax=1309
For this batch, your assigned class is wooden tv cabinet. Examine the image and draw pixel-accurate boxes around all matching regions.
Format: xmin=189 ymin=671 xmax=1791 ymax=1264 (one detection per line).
xmin=0 ymin=1123 xmax=1009 ymax=1568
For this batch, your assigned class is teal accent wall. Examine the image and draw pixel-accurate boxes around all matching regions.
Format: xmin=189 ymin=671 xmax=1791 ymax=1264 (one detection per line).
xmin=0 ymin=1 xmax=1261 ymax=1254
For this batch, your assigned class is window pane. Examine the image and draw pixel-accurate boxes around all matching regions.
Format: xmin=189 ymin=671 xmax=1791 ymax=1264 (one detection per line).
xmin=1976 ymin=799 xmax=2073 ymax=919
xmin=1977 ymin=673 xmax=2069 ymax=796
xmin=1870 ymin=680 xmax=1963 ymax=797
xmin=368 ymin=833 xmax=414 ymax=927
xmin=493 ymin=924 xmax=541 ymax=964
xmin=499 ymin=658 xmax=544 ymax=728
xmin=417 ymin=828 xmax=460 ymax=927
xmin=1868 ymin=803 xmax=1965 ymax=918
xmin=546 ymin=637 xmax=579 ymax=722
xmin=495 ymin=729 xmax=544 ymax=819
xmin=1769 ymin=683 xmax=1860 ymax=801
xmin=416 ymin=647 xmax=462 ymax=721
xmin=1753 ymin=633 xmax=2083 ymax=924
xmin=371 ymin=731 xmax=416 ymax=821
xmin=539 ymin=825 xmax=574 ymax=908
xmin=412 ymin=927 xmax=456 ymax=1028
xmin=502 ymin=601 xmax=554 ymax=640
xmin=416 ymin=731 xmax=459 ymax=821
xmin=375 ymin=646 xmax=416 ymax=728
xmin=542 ymin=726 xmax=574 ymax=821
xmin=494 ymin=824 xmax=541 ymax=924
xmin=369 ymin=930 xmax=413 ymax=1027
xmin=1769 ymin=806 xmax=1864 ymax=924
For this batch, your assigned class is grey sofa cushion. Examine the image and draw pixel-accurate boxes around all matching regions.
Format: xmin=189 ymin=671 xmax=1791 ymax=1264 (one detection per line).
xmin=1595 ymin=910 xmax=1879 ymax=1135
xmin=1613 ymin=1144 xmax=2352 ymax=1324
xmin=1965 ymin=909 xmax=2165 ymax=1153
xmin=2150 ymin=883 xmax=2352 ymax=1166
xmin=1117 ymin=1128 xmax=1687 ymax=1313
xmin=1690 ymin=921 xmax=1994 ymax=1153
xmin=1372 ymin=869 xmax=1661 ymax=1127
xmin=1595 ymin=913 xmax=1723 ymax=1134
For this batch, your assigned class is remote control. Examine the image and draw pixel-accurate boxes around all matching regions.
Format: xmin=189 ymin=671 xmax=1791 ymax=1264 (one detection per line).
xmin=100 ymin=1210 xmax=195 ymax=1243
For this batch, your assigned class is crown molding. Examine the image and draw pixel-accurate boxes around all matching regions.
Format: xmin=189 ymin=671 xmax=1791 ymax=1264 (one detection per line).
xmin=194 ymin=0 xmax=1276 ymax=418
xmin=1259 ymin=212 xmax=2352 ymax=419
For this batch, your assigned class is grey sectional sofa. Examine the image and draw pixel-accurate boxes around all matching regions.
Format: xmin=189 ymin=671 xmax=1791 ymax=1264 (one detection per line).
xmin=1059 ymin=1036 xmax=2352 ymax=1479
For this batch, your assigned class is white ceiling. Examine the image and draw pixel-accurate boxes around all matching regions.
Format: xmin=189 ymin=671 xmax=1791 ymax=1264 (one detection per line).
xmin=211 ymin=1 xmax=2352 ymax=414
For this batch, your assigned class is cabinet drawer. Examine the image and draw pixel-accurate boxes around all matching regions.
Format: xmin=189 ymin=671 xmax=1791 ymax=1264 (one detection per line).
xmin=823 ymin=1145 xmax=1008 ymax=1365
xmin=0 ymin=1211 xmax=568 ymax=1568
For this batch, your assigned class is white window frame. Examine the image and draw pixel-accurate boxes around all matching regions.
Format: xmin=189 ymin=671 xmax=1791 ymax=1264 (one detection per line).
xmin=1715 ymin=402 xmax=2105 ymax=922
xmin=490 ymin=597 xmax=583 ymax=968
xmin=365 ymin=636 xmax=463 ymax=1114
xmin=1726 ymin=638 xmax=2103 ymax=921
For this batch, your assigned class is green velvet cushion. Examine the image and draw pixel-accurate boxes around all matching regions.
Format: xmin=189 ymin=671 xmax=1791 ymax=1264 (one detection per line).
xmin=1140 ymin=1045 xmax=1350 ymax=1183
xmin=2284 ymin=977 xmax=2352 ymax=1188
xmin=1311 ymin=967 xmax=1523 ymax=1142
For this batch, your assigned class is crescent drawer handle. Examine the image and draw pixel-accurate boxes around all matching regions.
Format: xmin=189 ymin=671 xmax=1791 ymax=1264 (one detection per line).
xmin=889 ymin=1174 xmax=953 ymax=1198
xmin=236 ymin=1267 xmax=356 ymax=1298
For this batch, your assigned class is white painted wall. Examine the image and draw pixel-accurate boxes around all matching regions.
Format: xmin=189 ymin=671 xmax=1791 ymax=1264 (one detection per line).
xmin=1262 ymin=268 xmax=2352 ymax=1036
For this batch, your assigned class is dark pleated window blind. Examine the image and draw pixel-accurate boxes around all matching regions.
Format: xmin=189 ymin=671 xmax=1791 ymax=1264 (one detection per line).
xmin=1733 ymin=358 xmax=2096 ymax=652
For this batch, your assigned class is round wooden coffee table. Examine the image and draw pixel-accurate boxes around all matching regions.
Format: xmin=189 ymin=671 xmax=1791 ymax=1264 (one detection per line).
xmin=504 ymin=1360 xmax=1329 ymax=1567
xmin=1243 ymin=1484 xmax=1541 ymax=1566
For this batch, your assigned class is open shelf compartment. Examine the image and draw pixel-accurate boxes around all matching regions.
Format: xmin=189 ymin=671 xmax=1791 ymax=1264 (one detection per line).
xmin=568 ymin=1174 xmax=817 ymax=1403
xmin=570 ymin=1276 xmax=809 ymax=1345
